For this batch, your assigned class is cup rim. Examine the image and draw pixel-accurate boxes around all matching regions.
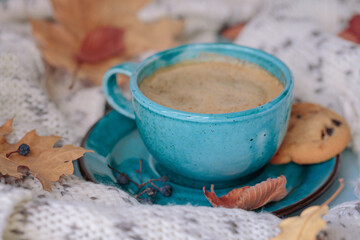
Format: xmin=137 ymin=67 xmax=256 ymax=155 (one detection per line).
xmin=130 ymin=43 xmax=293 ymax=122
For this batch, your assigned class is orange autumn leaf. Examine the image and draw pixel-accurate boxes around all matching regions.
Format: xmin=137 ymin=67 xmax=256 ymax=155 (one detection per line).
xmin=203 ymin=175 xmax=287 ymax=210
xmin=0 ymin=118 xmax=24 ymax=178
xmin=30 ymin=0 xmax=183 ymax=86
xmin=0 ymin=118 xmax=13 ymax=139
xmin=0 ymin=119 xmax=92 ymax=191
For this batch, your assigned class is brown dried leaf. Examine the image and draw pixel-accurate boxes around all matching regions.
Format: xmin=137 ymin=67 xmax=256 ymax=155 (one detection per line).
xmin=0 ymin=118 xmax=22 ymax=178
xmin=0 ymin=119 xmax=92 ymax=191
xmin=203 ymin=175 xmax=287 ymax=210
xmin=0 ymin=155 xmax=22 ymax=179
xmin=30 ymin=0 xmax=183 ymax=86
xmin=14 ymin=145 xmax=90 ymax=191
xmin=0 ymin=118 xmax=13 ymax=138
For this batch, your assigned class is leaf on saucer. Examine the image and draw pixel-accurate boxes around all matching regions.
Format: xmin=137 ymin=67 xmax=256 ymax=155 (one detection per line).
xmin=203 ymin=175 xmax=287 ymax=210
xmin=271 ymin=179 xmax=344 ymax=240
xmin=0 ymin=118 xmax=92 ymax=191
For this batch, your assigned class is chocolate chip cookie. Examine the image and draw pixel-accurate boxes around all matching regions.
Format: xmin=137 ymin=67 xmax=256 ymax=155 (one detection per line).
xmin=270 ymin=103 xmax=351 ymax=164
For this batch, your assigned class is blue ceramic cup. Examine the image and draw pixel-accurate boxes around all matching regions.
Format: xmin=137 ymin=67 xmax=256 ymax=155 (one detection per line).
xmin=103 ymin=43 xmax=293 ymax=183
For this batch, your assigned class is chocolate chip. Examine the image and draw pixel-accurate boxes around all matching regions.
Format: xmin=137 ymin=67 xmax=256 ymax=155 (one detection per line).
xmin=332 ymin=119 xmax=342 ymax=126
xmin=296 ymin=115 xmax=302 ymax=119
xmin=321 ymin=130 xmax=325 ymax=140
xmin=326 ymin=127 xmax=334 ymax=136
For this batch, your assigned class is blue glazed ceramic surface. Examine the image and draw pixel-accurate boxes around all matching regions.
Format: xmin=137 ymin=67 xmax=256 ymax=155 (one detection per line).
xmin=103 ymin=43 xmax=294 ymax=182
xmin=80 ymin=111 xmax=338 ymax=215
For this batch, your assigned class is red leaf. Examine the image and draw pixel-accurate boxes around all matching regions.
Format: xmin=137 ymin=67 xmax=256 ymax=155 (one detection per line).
xmin=220 ymin=23 xmax=246 ymax=41
xmin=203 ymin=175 xmax=287 ymax=210
xmin=339 ymin=28 xmax=360 ymax=44
xmin=349 ymin=14 xmax=360 ymax=39
xmin=76 ymin=26 xmax=125 ymax=63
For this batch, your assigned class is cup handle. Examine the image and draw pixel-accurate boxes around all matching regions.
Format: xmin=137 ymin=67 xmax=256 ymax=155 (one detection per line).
xmin=102 ymin=62 xmax=138 ymax=120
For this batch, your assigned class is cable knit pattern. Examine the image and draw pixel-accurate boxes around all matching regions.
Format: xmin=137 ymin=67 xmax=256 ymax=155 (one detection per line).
xmin=0 ymin=0 xmax=360 ymax=239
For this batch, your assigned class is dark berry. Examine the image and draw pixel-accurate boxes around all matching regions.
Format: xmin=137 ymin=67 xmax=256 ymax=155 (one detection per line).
xmin=117 ymin=174 xmax=129 ymax=185
xmin=160 ymin=175 xmax=168 ymax=182
xmin=18 ymin=144 xmax=30 ymax=156
xmin=145 ymin=187 xmax=157 ymax=197
xmin=160 ymin=184 xmax=172 ymax=197
xmin=142 ymin=197 xmax=154 ymax=205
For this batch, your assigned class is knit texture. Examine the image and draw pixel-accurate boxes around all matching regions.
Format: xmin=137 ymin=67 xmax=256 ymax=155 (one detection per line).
xmin=0 ymin=0 xmax=360 ymax=239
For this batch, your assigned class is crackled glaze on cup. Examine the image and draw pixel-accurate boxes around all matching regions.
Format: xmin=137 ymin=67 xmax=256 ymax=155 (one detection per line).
xmin=103 ymin=43 xmax=294 ymax=182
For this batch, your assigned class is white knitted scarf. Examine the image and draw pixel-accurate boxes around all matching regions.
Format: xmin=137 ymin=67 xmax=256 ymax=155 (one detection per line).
xmin=1 ymin=0 xmax=360 ymax=239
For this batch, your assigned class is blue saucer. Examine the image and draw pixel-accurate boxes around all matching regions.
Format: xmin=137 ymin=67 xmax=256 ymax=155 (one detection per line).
xmin=79 ymin=111 xmax=339 ymax=216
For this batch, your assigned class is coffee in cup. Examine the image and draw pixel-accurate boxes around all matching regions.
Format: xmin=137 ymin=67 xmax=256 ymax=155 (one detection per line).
xmin=139 ymin=60 xmax=284 ymax=114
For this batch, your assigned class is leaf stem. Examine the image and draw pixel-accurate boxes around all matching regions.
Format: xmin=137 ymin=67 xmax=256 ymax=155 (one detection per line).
xmin=296 ymin=178 xmax=345 ymax=240
xmin=107 ymin=164 xmax=140 ymax=187
xmin=323 ymin=178 xmax=344 ymax=206
xmin=150 ymin=182 xmax=161 ymax=191
xmin=6 ymin=150 xmax=18 ymax=158
xmin=69 ymin=61 xmax=82 ymax=90
xmin=139 ymin=159 xmax=143 ymax=184
xmin=135 ymin=188 xmax=147 ymax=199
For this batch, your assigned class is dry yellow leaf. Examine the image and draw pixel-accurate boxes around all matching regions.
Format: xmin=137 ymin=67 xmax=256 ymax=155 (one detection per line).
xmin=0 ymin=119 xmax=92 ymax=191
xmin=13 ymin=145 xmax=90 ymax=191
xmin=272 ymin=205 xmax=328 ymax=240
xmin=0 ymin=118 xmax=22 ymax=178
xmin=271 ymin=179 xmax=344 ymax=240
xmin=31 ymin=0 xmax=183 ymax=86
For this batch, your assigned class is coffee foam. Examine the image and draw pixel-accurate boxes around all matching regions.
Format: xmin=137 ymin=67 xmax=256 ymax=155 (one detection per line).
xmin=139 ymin=61 xmax=284 ymax=114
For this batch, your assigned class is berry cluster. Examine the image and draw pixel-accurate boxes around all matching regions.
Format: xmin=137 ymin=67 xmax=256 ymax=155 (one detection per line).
xmin=108 ymin=160 xmax=172 ymax=204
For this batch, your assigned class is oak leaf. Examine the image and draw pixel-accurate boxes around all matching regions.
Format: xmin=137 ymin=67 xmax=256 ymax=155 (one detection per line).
xmin=271 ymin=179 xmax=344 ymax=240
xmin=0 ymin=119 xmax=92 ymax=191
xmin=0 ymin=118 xmax=25 ymax=178
xmin=30 ymin=0 xmax=183 ymax=86
xmin=203 ymin=175 xmax=287 ymax=210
